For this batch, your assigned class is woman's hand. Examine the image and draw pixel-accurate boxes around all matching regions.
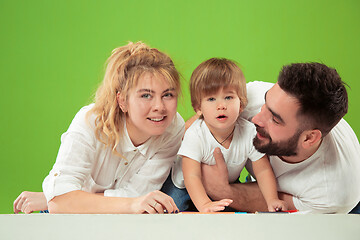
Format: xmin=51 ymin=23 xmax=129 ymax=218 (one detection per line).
xmin=13 ymin=191 xmax=47 ymax=214
xmin=130 ymin=190 xmax=178 ymax=214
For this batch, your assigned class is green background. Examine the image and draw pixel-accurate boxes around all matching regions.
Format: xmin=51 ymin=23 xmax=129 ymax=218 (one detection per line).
xmin=1 ymin=0 xmax=359 ymax=214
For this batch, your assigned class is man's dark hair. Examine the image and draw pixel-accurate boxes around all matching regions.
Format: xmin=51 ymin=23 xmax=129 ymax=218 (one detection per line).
xmin=278 ymin=62 xmax=348 ymax=136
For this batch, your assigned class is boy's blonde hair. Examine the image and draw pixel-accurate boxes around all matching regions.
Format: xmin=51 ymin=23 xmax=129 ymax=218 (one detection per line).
xmin=88 ymin=42 xmax=180 ymax=155
xmin=190 ymin=58 xmax=247 ymax=113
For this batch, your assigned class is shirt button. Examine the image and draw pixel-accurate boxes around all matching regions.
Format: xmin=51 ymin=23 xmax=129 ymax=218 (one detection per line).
xmin=124 ymin=162 xmax=128 ymax=166
xmin=133 ymin=149 xmax=137 ymax=152
xmin=54 ymin=173 xmax=59 ymax=177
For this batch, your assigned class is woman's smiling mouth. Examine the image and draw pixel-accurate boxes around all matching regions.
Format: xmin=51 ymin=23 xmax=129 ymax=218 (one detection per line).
xmin=148 ymin=116 xmax=166 ymax=122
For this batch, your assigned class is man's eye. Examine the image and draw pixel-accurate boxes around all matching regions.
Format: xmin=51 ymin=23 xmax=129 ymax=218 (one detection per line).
xmin=272 ymin=117 xmax=280 ymax=124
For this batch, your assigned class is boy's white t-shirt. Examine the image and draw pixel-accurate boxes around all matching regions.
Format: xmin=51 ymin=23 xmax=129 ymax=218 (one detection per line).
xmin=172 ymin=117 xmax=264 ymax=189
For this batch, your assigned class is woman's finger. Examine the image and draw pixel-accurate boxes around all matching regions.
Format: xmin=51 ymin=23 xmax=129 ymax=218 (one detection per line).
xmin=153 ymin=191 xmax=178 ymax=213
xmin=15 ymin=197 xmax=25 ymax=214
xmin=152 ymin=201 xmax=165 ymax=214
xmin=13 ymin=195 xmax=22 ymax=213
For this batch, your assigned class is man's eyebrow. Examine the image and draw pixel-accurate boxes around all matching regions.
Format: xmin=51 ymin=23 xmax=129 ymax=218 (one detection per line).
xmin=265 ymin=90 xmax=285 ymax=124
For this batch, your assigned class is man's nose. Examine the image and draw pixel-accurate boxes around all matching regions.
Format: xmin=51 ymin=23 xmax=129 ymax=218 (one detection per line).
xmin=252 ymin=106 xmax=265 ymax=127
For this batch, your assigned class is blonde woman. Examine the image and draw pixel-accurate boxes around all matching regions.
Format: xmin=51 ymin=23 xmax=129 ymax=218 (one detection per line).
xmin=14 ymin=42 xmax=184 ymax=214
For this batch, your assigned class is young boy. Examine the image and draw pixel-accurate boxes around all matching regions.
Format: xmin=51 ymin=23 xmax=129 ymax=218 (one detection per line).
xmin=172 ymin=58 xmax=287 ymax=212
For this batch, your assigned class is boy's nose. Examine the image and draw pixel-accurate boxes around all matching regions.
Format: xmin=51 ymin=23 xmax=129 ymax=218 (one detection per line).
xmin=217 ymin=102 xmax=226 ymax=110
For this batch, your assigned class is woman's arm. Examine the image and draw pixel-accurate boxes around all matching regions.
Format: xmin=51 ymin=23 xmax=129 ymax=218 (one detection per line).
xmin=48 ymin=190 xmax=178 ymax=214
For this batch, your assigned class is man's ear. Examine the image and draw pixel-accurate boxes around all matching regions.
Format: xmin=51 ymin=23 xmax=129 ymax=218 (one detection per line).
xmin=301 ymin=129 xmax=322 ymax=149
xmin=117 ymin=92 xmax=127 ymax=113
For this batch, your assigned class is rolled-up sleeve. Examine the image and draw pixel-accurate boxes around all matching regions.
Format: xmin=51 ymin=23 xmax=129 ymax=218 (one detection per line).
xmin=42 ymin=109 xmax=96 ymax=202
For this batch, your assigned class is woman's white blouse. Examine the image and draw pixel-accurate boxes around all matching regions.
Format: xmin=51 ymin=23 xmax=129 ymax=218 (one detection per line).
xmin=42 ymin=104 xmax=185 ymax=202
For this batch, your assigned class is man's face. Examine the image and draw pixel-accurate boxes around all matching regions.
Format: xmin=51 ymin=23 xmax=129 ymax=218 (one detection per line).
xmin=251 ymin=83 xmax=303 ymax=157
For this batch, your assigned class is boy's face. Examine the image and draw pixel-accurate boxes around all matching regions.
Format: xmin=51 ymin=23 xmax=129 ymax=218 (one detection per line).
xmin=198 ymin=87 xmax=241 ymax=133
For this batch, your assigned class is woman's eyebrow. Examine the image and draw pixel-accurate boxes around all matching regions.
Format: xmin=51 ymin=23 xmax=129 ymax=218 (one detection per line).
xmin=162 ymin=88 xmax=175 ymax=93
xmin=137 ymin=89 xmax=154 ymax=93
xmin=136 ymin=88 xmax=175 ymax=94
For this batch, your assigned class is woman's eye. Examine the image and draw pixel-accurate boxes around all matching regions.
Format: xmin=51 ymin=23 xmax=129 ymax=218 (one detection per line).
xmin=141 ymin=94 xmax=152 ymax=99
xmin=163 ymin=92 xmax=174 ymax=98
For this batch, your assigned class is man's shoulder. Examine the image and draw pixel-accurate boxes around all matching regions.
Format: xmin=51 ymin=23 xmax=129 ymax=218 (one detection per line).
xmin=241 ymin=81 xmax=274 ymax=121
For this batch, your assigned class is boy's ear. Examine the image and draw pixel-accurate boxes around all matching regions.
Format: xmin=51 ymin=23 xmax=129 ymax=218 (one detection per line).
xmin=239 ymin=101 xmax=244 ymax=113
xmin=117 ymin=92 xmax=127 ymax=113
xmin=301 ymin=129 xmax=322 ymax=149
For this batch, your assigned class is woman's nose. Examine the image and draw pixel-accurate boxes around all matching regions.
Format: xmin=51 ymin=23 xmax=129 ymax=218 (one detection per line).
xmin=153 ymin=97 xmax=165 ymax=111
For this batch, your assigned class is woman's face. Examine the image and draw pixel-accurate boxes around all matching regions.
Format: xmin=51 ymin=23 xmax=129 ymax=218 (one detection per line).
xmin=120 ymin=72 xmax=178 ymax=146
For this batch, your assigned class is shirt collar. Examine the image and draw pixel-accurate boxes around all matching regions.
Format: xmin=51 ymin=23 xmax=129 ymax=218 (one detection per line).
xmin=120 ymin=121 xmax=154 ymax=156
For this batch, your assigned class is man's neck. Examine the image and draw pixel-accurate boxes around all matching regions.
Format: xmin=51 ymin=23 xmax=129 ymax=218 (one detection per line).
xmin=279 ymin=139 xmax=323 ymax=164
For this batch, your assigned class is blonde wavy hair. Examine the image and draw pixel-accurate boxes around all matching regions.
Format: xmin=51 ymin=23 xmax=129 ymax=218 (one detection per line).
xmin=87 ymin=42 xmax=181 ymax=155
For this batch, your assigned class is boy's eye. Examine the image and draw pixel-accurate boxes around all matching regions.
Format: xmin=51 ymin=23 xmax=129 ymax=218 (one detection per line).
xmin=207 ymin=97 xmax=216 ymax=102
xmin=225 ymin=96 xmax=233 ymax=100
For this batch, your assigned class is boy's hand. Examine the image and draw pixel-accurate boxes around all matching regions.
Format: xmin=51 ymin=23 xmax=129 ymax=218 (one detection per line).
xmin=198 ymin=199 xmax=233 ymax=212
xmin=267 ymin=199 xmax=288 ymax=212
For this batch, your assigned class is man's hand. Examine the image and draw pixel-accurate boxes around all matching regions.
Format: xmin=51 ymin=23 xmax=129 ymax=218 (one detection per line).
xmin=201 ymin=148 xmax=231 ymax=199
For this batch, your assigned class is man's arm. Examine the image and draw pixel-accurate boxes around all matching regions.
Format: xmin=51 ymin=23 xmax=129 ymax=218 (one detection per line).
xmin=201 ymin=148 xmax=296 ymax=212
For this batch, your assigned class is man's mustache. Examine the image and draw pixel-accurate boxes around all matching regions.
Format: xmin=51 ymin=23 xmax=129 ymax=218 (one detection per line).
xmin=255 ymin=124 xmax=271 ymax=139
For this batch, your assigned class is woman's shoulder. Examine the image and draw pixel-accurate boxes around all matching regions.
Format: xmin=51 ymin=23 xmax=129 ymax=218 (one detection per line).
xmin=68 ymin=103 xmax=96 ymax=131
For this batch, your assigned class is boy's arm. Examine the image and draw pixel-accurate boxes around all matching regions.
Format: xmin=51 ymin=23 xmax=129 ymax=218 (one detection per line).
xmin=250 ymin=155 xmax=287 ymax=211
xmin=182 ymin=156 xmax=212 ymax=211
xmin=201 ymin=148 xmax=296 ymax=212
xmin=183 ymin=156 xmax=232 ymax=212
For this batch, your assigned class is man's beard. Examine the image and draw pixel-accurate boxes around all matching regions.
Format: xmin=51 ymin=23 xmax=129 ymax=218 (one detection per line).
xmin=253 ymin=125 xmax=302 ymax=157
